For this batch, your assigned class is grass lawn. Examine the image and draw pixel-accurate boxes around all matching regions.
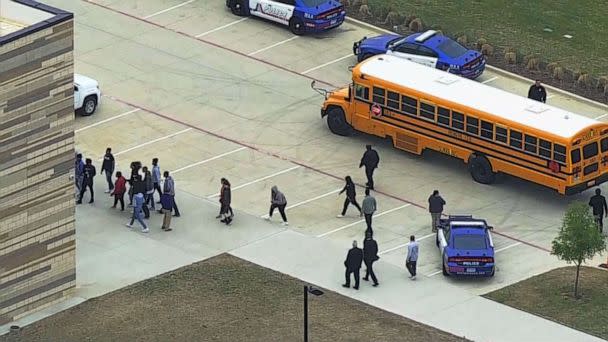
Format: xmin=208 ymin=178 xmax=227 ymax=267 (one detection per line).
xmin=1 ymin=254 xmax=468 ymax=342
xmin=484 ymin=266 xmax=608 ymax=340
xmin=367 ymin=0 xmax=608 ymax=76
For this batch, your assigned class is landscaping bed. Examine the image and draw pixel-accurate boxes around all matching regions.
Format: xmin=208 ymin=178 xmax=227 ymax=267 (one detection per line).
xmin=1 ymin=254 xmax=468 ymax=342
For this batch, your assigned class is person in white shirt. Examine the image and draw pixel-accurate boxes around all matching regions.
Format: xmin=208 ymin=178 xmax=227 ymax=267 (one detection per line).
xmin=406 ymin=235 xmax=419 ymax=280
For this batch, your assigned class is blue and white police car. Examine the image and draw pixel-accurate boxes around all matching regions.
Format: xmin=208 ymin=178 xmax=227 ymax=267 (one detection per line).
xmin=353 ymin=30 xmax=486 ymax=79
xmin=226 ymin=0 xmax=345 ymax=35
xmin=436 ymin=215 xmax=495 ymax=277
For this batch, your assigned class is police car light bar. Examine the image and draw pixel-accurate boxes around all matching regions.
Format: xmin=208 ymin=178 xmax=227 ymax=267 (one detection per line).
xmin=415 ymin=30 xmax=437 ymax=43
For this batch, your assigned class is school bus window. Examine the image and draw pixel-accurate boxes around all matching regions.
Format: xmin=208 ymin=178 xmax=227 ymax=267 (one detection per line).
xmin=495 ymin=126 xmax=508 ymax=143
xmin=437 ymin=107 xmax=450 ymax=126
xmin=480 ymin=120 xmax=493 ymax=139
xmin=466 ymin=116 xmax=479 ymax=135
xmin=601 ymin=137 xmax=608 ymax=152
xmin=372 ymin=87 xmax=385 ymax=105
xmin=354 ymin=84 xmax=369 ymax=100
xmin=420 ymin=102 xmax=436 ymax=120
xmin=571 ymin=148 xmax=581 ymax=164
xmin=401 ymin=95 xmax=417 ymax=115
xmin=554 ymin=144 xmax=566 ymax=163
xmin=509 ymin=130 xmax=523 ymax=149
xmin=524 ymin=135 xmax=538 ymax=153
xmin=539 ymin=139 xmax=551 ymax=158
xmin=583 ymin=141 xmax=598 ymax=159
xmin=387 ymin=91 xmax=400 ymax=110
xmin=451 ymin=111 xmax=464 ymax=130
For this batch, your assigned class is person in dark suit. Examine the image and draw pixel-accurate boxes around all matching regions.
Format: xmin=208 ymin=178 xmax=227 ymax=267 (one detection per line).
xmin=343 ymin=240 xmax=364 ymax=290
xmin=528 ymin=80 xmax=547 ymax=103
xmin=359 ymin=145 xmax=380 ymax=190
xmin=363 ymin=231 xmax=379 ymax=286
xmin=589 ymin=188 xmax=608 ymax=233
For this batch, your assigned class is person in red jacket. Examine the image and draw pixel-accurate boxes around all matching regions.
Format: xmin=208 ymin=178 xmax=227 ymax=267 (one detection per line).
xmin=111 ymin=171 xmax=127 ymax=211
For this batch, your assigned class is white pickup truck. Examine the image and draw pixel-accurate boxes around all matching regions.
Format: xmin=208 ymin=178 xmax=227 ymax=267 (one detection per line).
xmin=74 ymin=74 xmax=101 ymax=116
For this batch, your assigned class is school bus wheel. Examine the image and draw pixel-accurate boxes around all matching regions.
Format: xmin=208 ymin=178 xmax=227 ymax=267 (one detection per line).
xmin=468 ymin=154 xmax=496 ymax=184
xmin=326 ymin=106 xmax=352 ymax=136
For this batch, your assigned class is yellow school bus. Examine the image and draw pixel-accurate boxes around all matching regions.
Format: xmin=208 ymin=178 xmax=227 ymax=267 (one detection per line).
xmin=319 ymin=54 xmax=608 ymax=195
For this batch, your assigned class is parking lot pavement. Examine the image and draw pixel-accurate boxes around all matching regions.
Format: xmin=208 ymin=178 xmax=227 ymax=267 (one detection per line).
xmin=22 ymin=0 xmax=605 ymax=339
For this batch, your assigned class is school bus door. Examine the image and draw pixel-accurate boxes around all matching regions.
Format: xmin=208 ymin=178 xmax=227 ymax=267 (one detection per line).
xmin=353 ymin=83 xmax=372 ymax=132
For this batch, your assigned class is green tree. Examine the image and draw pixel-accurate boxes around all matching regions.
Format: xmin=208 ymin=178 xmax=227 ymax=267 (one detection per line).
xmin=552 ymin=201 xmax=606 ymax=298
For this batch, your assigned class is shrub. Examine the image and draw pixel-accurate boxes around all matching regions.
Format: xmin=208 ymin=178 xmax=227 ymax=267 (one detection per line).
xmin=577 ymin=73 xmax=591 ymax=88
xmin=597 ymin=76 xmax=608 ymax=90
xmin=526 ymin=57 xmax=540 ymax=71
xmin=480 ymin=44 xmax=494 ymax=57
xmin=553 ymin=66 xmax=565 ymax=81
xmin=404 ymin=15 xmax=417 ymax=26
xmin=546 ymin=62 xmax=559 ymax=74
xmin=383 ymin=10 xmax=402 ymax=26
xmin=408 ymin=18 xmax=423 ymax=32
xmin=505 ymin=52 xmax=517 ymax=64
xmin=456 ymin=35 xmax=468 ymax=46
xmin=359 ymin=4 xmax=372 ymax=17
xmin=476 ymin=38 xmax=487 ymax=51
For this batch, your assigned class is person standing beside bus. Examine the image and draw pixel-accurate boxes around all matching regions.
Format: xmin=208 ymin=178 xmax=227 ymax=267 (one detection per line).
xmin=589 ymin=188 xmax=608 ymax=233
xmin=359 ymin=145 xmax=380 ymax=190
xmin=337 ymin=176 xmax=362 ymax=218
xmin=527 ymin=80 xmax=547 ymax=103
xmin=428 ymin=190 xmax=446 ymax=232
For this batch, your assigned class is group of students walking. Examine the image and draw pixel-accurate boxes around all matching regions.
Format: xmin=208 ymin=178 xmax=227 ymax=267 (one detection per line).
xmin=74 ymin=148 xmax=180 ymax=233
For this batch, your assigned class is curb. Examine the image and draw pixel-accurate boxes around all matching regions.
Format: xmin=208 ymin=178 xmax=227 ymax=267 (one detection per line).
xmin=344 ymin=16 xmax=608 ymax=111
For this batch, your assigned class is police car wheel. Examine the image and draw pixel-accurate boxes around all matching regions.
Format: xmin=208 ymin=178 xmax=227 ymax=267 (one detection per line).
xmin=468 ymin=154 xmax=496 ymax=184
xmin=229 ymin=0 xmax=243 ymax=15
xmin=326 ymin=106 xmax=352 ymax=136
xmin=289 ymin=18 xmax=304 ymax=35
xmin=82 ymin=96 xmax=97 ymax=116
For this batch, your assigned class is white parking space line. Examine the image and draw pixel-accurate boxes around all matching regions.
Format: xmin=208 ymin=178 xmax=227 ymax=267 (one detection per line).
xmin=100 ymin=128 xmax=192 ymax=161
xmin=260 ymin=188 xmax=341 ymax=218
xmin=173 ymin=147 xmax=247 ymax=174
xmin=425 ymin=241 xmax=523 ymax=277
xmin=143 ymin=0 xmax=195 ymax=19
xmin=196 ymin=18 xmax=249 ymax=37
xmin=302 ymin=54 xmax=352 ymax=74
xmin=75 ymin=109 xmax=140 ymax=133
xmin=481 ymin=76 xmax=498 ymax=84
xmin=247 ymin=36 xmax=299 ymax=56
xmin=207 ymin=166 xmax=301 ymax=198
xmin=378 ymin=233 xmax=435 ymax=255
xmin=494 ymin=242 xmax=522 ymax=252
xmin=595 ymin=113 xmax=608 ymax=120
xmin=316 ymin=204 xmax=411 ymax=238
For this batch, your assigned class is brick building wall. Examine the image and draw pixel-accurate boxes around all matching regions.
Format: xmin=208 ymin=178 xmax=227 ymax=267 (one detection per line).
xmin=0 ymin=1 xmax=75 ymax=325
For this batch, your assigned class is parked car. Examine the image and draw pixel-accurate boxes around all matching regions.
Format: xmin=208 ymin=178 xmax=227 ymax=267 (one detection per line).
xmin=74 ymin=74 xmax=100 ymax=116
xmin=436 ymin=215 xmax=495 ymax=277
xmin=353 ymin=30 xmax=485 ymax=79
xmin=226 ymin=0 xmax=345 ymax=35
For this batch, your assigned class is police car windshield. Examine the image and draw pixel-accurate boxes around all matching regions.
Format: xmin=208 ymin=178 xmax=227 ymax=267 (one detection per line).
xmin=437 ymin=39 xmax=468 ymax=58
xmin=300 ymin=0 xmax=329 ymax=7
xmin=453 ymin=234 xmax=487 ymax=250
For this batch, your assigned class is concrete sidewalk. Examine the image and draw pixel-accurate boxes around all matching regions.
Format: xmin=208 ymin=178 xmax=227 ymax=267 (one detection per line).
xmin=231 ymin=230 xmax=604 ymax=342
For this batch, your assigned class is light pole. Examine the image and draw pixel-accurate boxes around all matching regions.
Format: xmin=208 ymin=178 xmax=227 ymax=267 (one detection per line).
xmin=304 ymin=285 xmax=324 ymax=342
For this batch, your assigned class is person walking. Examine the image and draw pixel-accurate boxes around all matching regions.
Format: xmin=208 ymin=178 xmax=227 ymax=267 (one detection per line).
xmin=152 ymin=158 xmax=162 ymax=203
xmin=362 ymin=231 xmax=379 ymax=286
xmin=337 ymin=176 xmax=362 ymax=218
xmin=142 ymin=166 xmax=155 ymax=217
xmin=74 ymin=153 xmax=85 ymax=194
xmin=342 ymin=240 xmax=364 ymax=290
xmin=361 ymin=187 xmax=377 ymax=233
xmin=589 ymin=188 xmax=608 ymax=233
xmin=266 ymin=185 xmax=288 ymax=226
xmin=160 ymin=192 xmax=174 ymax=232
xmin=428 ymin=190 xmax=446 ymax=232
xmin=110 ymin=171 xmax=127 ymax=211
xmin=527 ymin=80 xmax=547 ymax=103
xmin=359 ymin=145 xmax=380 ymax=190
xmin=406 ymin=235 xmax=419 ymax=280
xmin=101 ymin=147 xmax=115 ymax=193
xmin=162 ymin=171 xmax=181 ymax=217
xmin=126 ymin=192 xmax=149 ymax=233
xmin=77 ymin=158 xmax=96 ymax=204
xmin=219 ymin=178 xmax=232 ymax=225
xmin=128 ymin=161 xmax=141 ymax=206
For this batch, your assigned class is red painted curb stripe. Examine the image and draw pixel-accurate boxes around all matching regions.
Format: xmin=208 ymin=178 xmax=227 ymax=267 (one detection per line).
xmin=84 ymin=0 xmax=551 ymax=254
